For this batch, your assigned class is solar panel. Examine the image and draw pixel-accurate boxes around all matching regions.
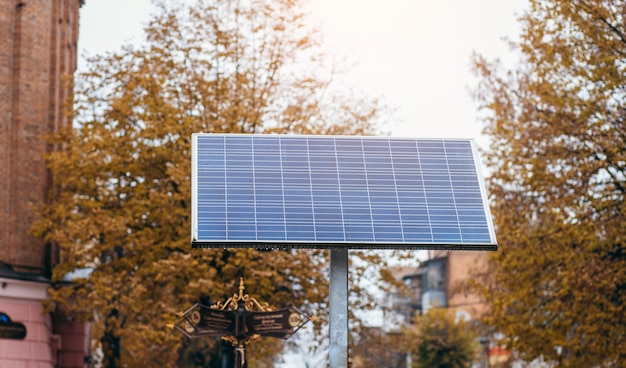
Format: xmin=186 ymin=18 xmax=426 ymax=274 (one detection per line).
xmin=191 ymin=134 xmax=497 ymax=250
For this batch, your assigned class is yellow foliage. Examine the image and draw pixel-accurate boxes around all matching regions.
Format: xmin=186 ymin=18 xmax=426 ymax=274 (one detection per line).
xmin=471 ymin=0 xmax=626 ymax=366
xmin=33 ymin=0 xmax=392 ymax=366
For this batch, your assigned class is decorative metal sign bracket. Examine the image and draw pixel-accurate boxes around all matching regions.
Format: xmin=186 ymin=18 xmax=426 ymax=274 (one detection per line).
xmin=212 ymin=277 xmax=271 ymax=312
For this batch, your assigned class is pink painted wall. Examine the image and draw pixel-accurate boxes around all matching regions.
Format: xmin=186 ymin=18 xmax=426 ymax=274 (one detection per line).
xmin=0 ymin=282 xmax=91 ymax=368
xmin=0 ymin=298 xmax=54 ymax=367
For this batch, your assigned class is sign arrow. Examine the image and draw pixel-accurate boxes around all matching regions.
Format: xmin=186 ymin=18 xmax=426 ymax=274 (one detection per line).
xmin=246 ymin=307 xmax=311 ymax=339
xmin=172 ymin=304 xmax=236 ymax=338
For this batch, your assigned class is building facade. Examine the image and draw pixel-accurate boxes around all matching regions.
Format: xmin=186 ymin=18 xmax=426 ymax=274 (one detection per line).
xmin=388 ymin=252 xmax=488 ymax=323
xmin=388 ymin=252 xmax=512 ymax=367
xmin=0 ymin=0 xmax=90 ymax=366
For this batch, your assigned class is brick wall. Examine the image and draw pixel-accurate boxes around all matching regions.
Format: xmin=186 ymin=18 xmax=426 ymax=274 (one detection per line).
xmin=446 ymin=251 xmax=488 ymax=319
xmin=0 ymin=1 xmax=88 ymax=365
xmin=0 ymin=0 xmax=80 ymax=275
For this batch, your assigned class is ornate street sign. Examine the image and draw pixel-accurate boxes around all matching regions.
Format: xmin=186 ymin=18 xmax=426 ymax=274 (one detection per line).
xmin=169 ymin=278 xmax=312 ymax=341
xmin=168 ymin=278 xmax=314 ymax=367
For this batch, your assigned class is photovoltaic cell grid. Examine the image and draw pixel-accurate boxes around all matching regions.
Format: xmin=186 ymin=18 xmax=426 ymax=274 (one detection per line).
xmin=191 ymin=134 xmax=497 ymax=250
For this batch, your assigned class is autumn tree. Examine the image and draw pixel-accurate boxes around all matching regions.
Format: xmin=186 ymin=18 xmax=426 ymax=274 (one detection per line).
xmin=351 ymin=326 xmax=411 ymax=368
xmin=33 ymin=0 xmax=391 ymax=366
xmin=472 ymin=0 xmax=626 ymax=366
xmin=409 ymin=309 xmax=478 ymax=368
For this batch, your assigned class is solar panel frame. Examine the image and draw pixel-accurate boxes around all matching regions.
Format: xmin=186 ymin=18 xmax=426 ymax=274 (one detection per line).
xmin=191 ymin=134 xmax=497 ymax=250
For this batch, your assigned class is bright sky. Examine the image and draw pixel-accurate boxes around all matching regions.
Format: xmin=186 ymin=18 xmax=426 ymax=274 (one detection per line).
xmin=78 ymin=3 xmax=525 ymax=365
xmin=78 ymin=0 xmax=526 ymax=142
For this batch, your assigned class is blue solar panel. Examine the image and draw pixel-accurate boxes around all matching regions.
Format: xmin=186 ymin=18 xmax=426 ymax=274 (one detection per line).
xmin=191 ymin=134 xmax=497 ymax=250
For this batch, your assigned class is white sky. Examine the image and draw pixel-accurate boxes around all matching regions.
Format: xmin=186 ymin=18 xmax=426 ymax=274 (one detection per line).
xmin=77 ymin=2 xmax=525 ymax=365
xmin=78 ymin=0 xmax=526 ymax=141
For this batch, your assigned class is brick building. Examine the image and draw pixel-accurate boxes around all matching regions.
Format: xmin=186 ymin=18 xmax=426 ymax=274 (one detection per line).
xmin=425 ymin=250 xmax=488 ymax=319
xmin=0 ymin=0 xmax=91 ymax=366
xmin=385 ymin=252 xmax=513 ymax=367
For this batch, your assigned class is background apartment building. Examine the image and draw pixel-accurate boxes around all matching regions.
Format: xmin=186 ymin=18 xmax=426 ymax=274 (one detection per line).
xmin=381 ymin=251 xmax=512 ymax=367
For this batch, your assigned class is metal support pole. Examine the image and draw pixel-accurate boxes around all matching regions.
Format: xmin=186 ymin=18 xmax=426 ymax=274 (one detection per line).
xmin=479 ymin=337 xmax=490 ymax=368
xmin=329 ymin=249 xmax=348 ymax=368
xmin=221 ymin=340 xmax=232 ymax=368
